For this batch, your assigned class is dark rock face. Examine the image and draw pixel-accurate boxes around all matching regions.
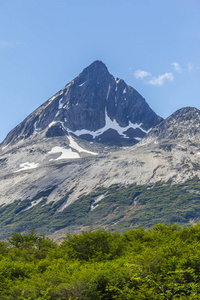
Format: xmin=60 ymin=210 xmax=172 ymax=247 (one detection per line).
xmin=1 ymin=61 xmax=162 ymax=147
xmin=45 ymin=123 xmax=67 ymax=138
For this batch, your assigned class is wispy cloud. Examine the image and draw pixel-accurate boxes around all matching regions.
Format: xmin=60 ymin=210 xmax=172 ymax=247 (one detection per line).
xmin=171 ymin=62 xmax=182 ymax=73
xmin=133 ymin=66 xmax=174 ymax=86
xmin=134 ymin=70 xmax=151 ymax=79
xmin=133 ymin=60 xmax=198 ymax=87
xmin=148 ymin=73 xmax=174 ymax=86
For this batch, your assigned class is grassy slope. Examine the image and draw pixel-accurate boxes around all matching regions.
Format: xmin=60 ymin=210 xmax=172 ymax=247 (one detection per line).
xmin=1 ymin=177 xmax=200 ymax=239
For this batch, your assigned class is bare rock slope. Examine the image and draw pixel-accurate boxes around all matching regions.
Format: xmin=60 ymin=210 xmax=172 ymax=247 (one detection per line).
xmin=0 ymin=107 xmax=200 ymax=210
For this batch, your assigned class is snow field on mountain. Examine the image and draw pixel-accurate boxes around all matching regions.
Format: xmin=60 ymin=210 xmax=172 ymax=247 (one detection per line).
xmin=48 ymin=146 xmax=80 ymax=160
xmin=48 ymin=135 xmax=98 ymax=161
xmin=72 ymin=110 xmax=149 ymax=139
xmin=68 ymin=136 xmax=98 ymax=155
xmin=15 ymin=162 xmax=39 ymax=172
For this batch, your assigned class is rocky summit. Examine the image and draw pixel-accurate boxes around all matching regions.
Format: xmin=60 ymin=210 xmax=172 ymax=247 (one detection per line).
xmin=142 ymin=107 xmax=200 ymax=143
xmin=1 ymin=60 xmax=162 ymax=147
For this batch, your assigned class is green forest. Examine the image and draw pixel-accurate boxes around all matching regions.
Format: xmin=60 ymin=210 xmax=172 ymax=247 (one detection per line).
xmin=1 ymin=225 xmax=200 ymax=299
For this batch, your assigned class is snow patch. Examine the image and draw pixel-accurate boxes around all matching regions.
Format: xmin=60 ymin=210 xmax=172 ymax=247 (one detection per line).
xmin=58 ymin=98 xmax=64 ymax=109
xmin=48 ymin=95 xmax=56 ymax=103
xmin=68 ymin=136 xmax=98 ymax=155
xmin=123 ymin=88 xmax=126 ymax=94
xmin=60 ymin=121 xmax=66 ymax=130
xmin=48 ymin=146 xmax=80 ymax=160
xmin=54 ymin=98 xmax=64 ymax=117
xmin=15 ymin=162 xmax=39 ymax=172
xmin=48 ymin=121 xmax=66 ymax=131
xmin=71 ymin=110 xmax=151 ymax=139
xmin=79 ymin=82 xmax=86 ymax=87
xmin=48 ymin=121 xmax=57 ymax=128
xmin=106 ymin=84 xmax=111 ymax=100
xmin=33 ymin=121 xmax=38 ymax=135
xmin=115 ymin=80 xmax=118 ymax=92
xmin=55 ymin=111 xmax=60 ymax=117
xmin=23 ymin=198 xmax=44 ymax=211
xmin=2 ymin=145 xmax=8 ymax=150
xmin=91 ymin=194 xmax=104 ymax=211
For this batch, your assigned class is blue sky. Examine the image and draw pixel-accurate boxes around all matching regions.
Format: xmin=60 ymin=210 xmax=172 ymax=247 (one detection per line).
xmin=0 ymin=0 xmax=200 ymax=142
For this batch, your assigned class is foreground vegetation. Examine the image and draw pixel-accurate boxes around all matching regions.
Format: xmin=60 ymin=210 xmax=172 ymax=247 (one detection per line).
xmin=1 ymin=225 xmax=200 ymax=299
xmin=1 ymin=177 xmax=200 ymax=239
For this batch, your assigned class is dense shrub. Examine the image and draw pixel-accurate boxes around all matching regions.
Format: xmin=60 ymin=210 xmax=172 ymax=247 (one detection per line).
xmin=61 ymin=229 xmax=125 ymax=261
xmin=1 ymin=225 xmax=200 ymax=298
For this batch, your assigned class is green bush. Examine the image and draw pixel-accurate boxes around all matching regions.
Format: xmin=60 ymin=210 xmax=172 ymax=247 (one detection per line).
xmin=1 ymin=226 xmax=200 ymax=298
xmin=61 ymin=229 xmax=125 ymax=261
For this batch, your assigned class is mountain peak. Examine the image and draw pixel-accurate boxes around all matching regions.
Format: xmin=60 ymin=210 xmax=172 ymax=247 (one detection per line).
xmin=169 ymin=107 xmax=200 ymax=120
xmin=1 ymin=61 xmax=162 ymax=147
xmin=143 ymin=106 xmax=200 ymax=143
xmin=88 ymin=60 xmax=107 ymax=68
xmin=78 ymin=60 xmax=109 ymax=81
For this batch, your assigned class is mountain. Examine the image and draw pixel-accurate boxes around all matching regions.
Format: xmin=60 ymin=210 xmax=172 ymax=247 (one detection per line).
xmin=1 ymin=61 xmax=162 ymax=147
xmin=142 ymin=106 xmax=200 ymax=143
xmin=0 ymin=61 xmax=200 ymax=239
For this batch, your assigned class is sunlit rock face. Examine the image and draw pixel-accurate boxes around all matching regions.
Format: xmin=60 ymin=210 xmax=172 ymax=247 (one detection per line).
xmin=142 ymin=107 xmax=200 ymax=143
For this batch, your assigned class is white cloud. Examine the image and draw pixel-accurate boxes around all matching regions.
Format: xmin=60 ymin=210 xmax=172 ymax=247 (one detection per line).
xmin=148 ymin=73 xmax=174 ymax=86
xmin=171 ymin=62 xmax=182 ymax=73
xmin=134 ymin=70 xmax=151 ymax=79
